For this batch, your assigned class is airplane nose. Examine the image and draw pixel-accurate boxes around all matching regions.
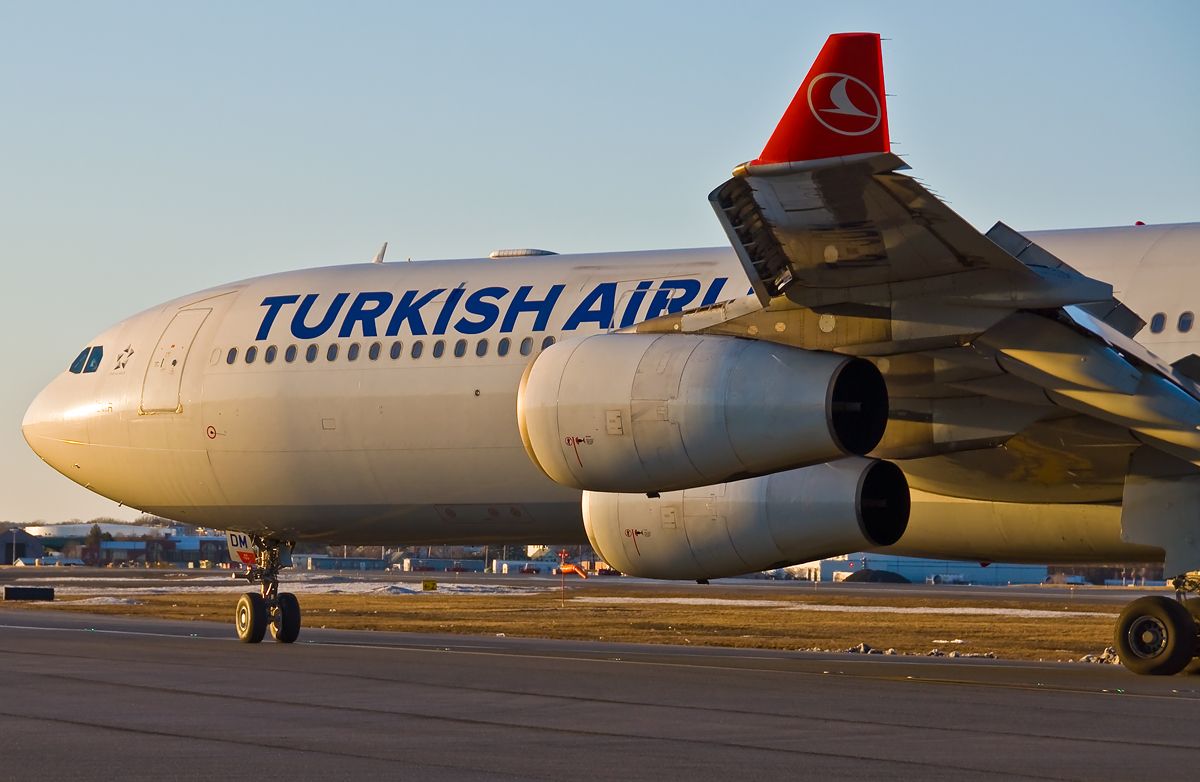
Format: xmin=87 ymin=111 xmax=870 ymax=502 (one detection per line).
xmin=22 ymin=384 xmax=51 ymax=451
xmin=21 ymin=377 xmax=90 ymax=465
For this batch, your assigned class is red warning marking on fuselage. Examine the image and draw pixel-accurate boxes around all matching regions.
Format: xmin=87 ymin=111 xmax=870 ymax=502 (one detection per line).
xmin=623 ymin=528 xmax=649 ymax=555
xmin=564 ymin=436 xmax=585 ymax=467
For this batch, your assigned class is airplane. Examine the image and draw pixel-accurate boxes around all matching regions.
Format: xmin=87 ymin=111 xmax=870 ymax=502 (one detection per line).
xmin=21 ymin=32 xmax=1200 ymax=676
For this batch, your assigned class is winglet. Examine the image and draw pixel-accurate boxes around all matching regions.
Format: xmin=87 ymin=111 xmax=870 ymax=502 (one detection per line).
xmin=752 ymin=33 xmax=889 ymax=166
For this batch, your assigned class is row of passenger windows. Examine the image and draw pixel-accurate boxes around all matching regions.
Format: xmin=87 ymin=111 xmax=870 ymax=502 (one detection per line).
xmin=224 ymin=336 xmax=557 ymax=366
xmin=1148 ymin=312 xmax=1194 ymax=335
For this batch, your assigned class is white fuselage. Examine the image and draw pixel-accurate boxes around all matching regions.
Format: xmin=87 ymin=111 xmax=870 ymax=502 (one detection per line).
xmin=21 ymin=223 xmax=1200 ymax=552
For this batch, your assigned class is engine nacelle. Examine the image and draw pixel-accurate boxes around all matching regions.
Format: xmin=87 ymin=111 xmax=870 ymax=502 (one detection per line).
xmin=582 ymin=458 xmax=909 ymax=580
xmin=517 ymin=334 xmax=887 ymax=493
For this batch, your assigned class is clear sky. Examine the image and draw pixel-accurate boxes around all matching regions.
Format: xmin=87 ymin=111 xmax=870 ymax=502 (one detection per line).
xmin=2 ymin=1 xmax=1197 ymax=523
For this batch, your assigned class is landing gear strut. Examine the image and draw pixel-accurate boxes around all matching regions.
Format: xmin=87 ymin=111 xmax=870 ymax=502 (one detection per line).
xmin=234 ymin=537 xmax=301 ymax=644
xmin=1115 ymin=574 xmax=1199 ymax=675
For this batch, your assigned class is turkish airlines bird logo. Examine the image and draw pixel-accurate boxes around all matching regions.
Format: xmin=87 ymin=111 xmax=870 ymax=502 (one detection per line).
xmin=806 ymin=73 xmax=881 ymax=136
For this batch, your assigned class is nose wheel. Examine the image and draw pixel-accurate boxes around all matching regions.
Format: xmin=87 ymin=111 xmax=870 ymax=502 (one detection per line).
xmin=270 ymin=591 xmax=302 ymax=643
xmin=234 ymin=537 xmax=301 ymax=644
xmin=1115 ymin=576 xmax=1200 ymax=675
xmin=235 ymin=592 xmax=267 ymax=643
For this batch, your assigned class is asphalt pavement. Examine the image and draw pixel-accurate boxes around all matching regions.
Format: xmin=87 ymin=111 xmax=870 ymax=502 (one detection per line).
xmin=1 ymin=608 xmax=1197 ymax=781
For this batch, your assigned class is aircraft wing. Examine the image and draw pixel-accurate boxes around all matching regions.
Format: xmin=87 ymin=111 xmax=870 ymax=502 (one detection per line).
xmin=636 ymin=33 xmax=1200 ymax=575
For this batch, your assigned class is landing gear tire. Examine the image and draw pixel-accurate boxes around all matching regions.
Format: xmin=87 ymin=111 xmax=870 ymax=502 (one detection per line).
xmin=236 ymin=592 xmax=268 ymax=644
xmin=1115 ymin=595 xmax=1196 ymax=676
xmin=231 ymin=536 xmax=301 ymax=645
xmin=271 ymin=592 xmax=301 ymax=644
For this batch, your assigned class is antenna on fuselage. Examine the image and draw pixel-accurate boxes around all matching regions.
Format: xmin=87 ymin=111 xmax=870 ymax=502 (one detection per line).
xmin=372 ymin=242 xmax=388 ymax=264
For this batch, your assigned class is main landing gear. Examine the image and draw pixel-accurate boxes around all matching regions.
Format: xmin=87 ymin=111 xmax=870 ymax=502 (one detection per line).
xmin=234 ymin=537 xmax=301 ymax=644
xmin=1115 ymin=575 xmax=1200 ymax=675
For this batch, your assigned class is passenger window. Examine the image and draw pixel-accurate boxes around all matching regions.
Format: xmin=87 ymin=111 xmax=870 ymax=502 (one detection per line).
xmin=411 ymin=341 xmax=424 ymax=359
xmin=348 ymin=343 xmax=360 ymax=361
xmin=326 ymin=344 xmax=339 ymax=361
xmin=476 ymin=339 xmax=488 ymax=357
xmin=245 ymin=346 xmax=258 ymax=364
xmin=82 ymin=346 xmax=104 ymax=373
xmin=285 ymin=345 xmax=298 ymax=363
xmin=226 ymin=347 xmax=238 ymax=365
xmin=369 ymin=342 xmax=382 ymax=361
xmin=497 ymin=337 xmax=510 ymax=357
xmin=454 ymin=339 xmax=467 ymax=358
xmin=390 ymin=341 xmax=403 ymax=360
xmin=306 ymin=344 xmax=319 ymax=363
xmin=541 ymin=336 xmax=556 ymax=350
xmin=69 ymin=348 xmax=90 ymax=374
xmin=265 ymin=345 xmax=277 ymax=364
xmin=1150 ymin=313 xmax=1166 ymax=334
xmin=1180 ymin=312 xmax=1194 ymax=333
xmin=432 ymin=340 xmax=445 ymax=358
xmin=520 ymin=337 xmax=533 ymax=356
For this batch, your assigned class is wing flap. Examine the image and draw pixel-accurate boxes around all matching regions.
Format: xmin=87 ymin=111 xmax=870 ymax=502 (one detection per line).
xmin=713 ymin=154 xmax=1050 ymax=308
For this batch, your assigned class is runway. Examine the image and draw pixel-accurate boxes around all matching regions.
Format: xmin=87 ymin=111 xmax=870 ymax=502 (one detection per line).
xmin=1 ymin=609 xmax=1198 ymax=780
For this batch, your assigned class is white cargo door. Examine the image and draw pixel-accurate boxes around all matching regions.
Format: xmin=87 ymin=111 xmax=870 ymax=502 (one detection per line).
xmin=140 ymin=308 xmax=211 ymax=413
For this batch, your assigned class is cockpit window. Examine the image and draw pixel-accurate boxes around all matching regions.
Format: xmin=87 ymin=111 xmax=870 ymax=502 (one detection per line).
xmin=83 ymin=346 xmax=104 ymax=373
xmin=69 ymin=348 xmax=90 ymax=374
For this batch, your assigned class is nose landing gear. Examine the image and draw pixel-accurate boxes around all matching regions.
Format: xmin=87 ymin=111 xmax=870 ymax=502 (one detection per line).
xmin=234 ymin=537 xmax=301 ymax=644
xmin=1115 ymin=575 xmax=1200 ymax=676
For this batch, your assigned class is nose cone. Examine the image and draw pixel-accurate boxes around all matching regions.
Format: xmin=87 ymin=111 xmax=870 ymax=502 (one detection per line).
xmin=22 ymin=384 xmax=52 ymax=451
xmin=22 ymin=376 xmax=91 ymax=474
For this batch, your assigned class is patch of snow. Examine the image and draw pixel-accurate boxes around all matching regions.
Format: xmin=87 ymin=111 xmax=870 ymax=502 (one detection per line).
xmin=414 ymin=583 xmax=544 ymax=596
xmin=49 ymin=581 xmax=545 ymax=597
xmin=60 ymin=596 xmax=144 ymax=606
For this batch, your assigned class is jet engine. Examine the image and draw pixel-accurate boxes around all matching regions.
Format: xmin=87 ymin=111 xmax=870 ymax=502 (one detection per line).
xmin=517 ymin=334 xmax=888 ymax=493
xmin=582 ymin=457 xmax=910 ymax=580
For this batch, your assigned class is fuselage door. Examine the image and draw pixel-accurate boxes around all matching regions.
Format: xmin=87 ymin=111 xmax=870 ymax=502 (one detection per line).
xmin=140 ymin=308 xmax=212 ymax=413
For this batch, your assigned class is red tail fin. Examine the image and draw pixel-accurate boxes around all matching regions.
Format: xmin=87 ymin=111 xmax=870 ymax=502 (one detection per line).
xmin=753 ymin=33 xmax=889 ymax=165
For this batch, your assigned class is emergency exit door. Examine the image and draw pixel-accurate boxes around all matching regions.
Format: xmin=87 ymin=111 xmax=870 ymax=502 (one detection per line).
xmin=140 ymin=308 xmax=211 ymax=413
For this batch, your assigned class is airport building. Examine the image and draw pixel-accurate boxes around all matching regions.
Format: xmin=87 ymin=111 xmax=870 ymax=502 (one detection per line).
xmin=9 ymin=523 xmax=230 ymax=567
xmin=1 ymin=529 xmax=45 ymax=565
xmin=811 ymin=554 xmax=1049 ymax=585
xmin=293 ymin=554 xmax=391 ymax=571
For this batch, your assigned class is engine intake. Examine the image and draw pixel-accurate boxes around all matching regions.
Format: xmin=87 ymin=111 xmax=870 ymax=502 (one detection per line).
xmin=517 ymin=334 xmax=888 ymax=493
xmin=583 ymin=457 xmax=909 ymax=580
